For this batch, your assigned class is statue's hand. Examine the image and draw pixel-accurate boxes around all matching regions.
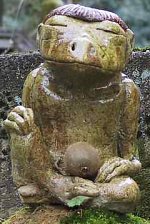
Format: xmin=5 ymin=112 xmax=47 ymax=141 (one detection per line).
xmin=72 ymin=177 xmax=99 ymax=197
xmin=50 ymin=176 xmax=99 ymax=204
xmin=95 ymin=157 xmax=140 ymax=183
xmin=3 ymin=106 xmax=34 ymax=136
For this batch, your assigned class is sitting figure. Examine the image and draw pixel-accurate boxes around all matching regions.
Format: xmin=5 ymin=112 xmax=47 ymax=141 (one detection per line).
xmin=4 ymin=4 xmax=141 ymax=213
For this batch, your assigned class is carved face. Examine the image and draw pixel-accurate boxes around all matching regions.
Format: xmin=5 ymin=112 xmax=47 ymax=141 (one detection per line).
xmin=38 ymin=15 xmax=134 ymax=73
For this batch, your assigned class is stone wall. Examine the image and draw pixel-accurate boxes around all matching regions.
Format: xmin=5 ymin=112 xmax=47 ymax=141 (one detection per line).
xmin=0 ymin=52 xmax=43 ymax=221
xmin=0 ymin=51 xmax=149 ymax=221
xmin=124 ymin=51 xmax=150 ymax=218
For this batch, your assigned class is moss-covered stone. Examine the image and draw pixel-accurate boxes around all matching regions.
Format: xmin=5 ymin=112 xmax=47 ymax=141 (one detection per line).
xmin=2 ymin=207 xmax=150 ymax=224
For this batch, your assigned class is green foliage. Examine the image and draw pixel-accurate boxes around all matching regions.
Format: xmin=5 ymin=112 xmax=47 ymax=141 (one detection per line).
xmin=41 ymin=0 xmax=63 ymax=16
xmin=3 ymin=0 xmax=63 ymax=33
xmin=2 ymin=0 xmax=150 ymax=47
xmin=116 ymin=0 xmax=150 ymax=47
xmin=61 ymin=208 xmax=150 ymax=224
xmin=134 ymin=47 xmax=150 ymax=52
xmin=66 ymin=196 xmax=89 ymax=207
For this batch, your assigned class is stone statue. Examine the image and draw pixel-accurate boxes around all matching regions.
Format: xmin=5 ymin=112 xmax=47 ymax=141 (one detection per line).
xmin=4 ymin=4 xmax=141 ymax=213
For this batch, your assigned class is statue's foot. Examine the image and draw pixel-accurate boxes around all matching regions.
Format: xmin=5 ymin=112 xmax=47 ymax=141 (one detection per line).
xmin=18 ymin=184 xmax=49 ymax=204
xmin=18 ymin=184 xmax=40 ymax=197
xmin=90 ymin=176 xmax=140 ymax=213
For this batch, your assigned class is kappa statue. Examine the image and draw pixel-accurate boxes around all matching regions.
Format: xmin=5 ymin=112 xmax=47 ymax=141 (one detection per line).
xmin=4 ymin=4 xmax=141 ymax=213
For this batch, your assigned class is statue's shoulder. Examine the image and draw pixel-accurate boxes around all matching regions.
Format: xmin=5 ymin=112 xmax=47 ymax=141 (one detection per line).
xmin=121 ymin=73 xmax=140 ymax=101
xmin=121 ymin=73 xmax=134 ymax=84
xmin=24 ymin=63 xmax=49 ymax=88
xmin=29 ymin=63 xmax=48 ymax=78
xmin=23 ymin=63 xmax=50 ymax=105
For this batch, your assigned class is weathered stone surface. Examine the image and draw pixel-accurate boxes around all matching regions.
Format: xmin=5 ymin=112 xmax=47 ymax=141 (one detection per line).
xmin=124 ymin=50 xmax=150 ymax=218
xmin=134 ymin=168 xmax=150 ymax=218
xmin=3 ymin=8 xmax=141 ymax=215
xmin=0 ymin=52 xmax=43 ymax=94
xmin=124 ymin=51 xmax=150 ymax=168
xmin=0 ymin=50 xmax=150 ymax=220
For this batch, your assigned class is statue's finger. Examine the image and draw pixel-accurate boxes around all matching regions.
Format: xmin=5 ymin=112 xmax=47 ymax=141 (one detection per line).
xmin=12 ymin=106 xmax=34 ymax=134
xmin=12 ymin=106 xmax=27 ymax=115
xmin=97 ymin=157 xmax=121 ymax=178
xmin=26 ymin=108 xmax=34 ymax=121
xmin=8 ymin=111 xmax=24 ymax=124
xmin=73 ymin=184 xmax=99 ymax=197
xmin=7 ymin=112 xmax=29 ymax=135
xmin=104 ymin=164 xmax=127 ymax=183
xmin=3 ymin=119 xmax=22 ymax=135
xmin=96 ymin=160 xmax=122 ymax=183
xmin=73 ymin=187 xmax=99 ymax=197
xmin=26 ymin=108 xmax=34 ymax=127
xmin=12 ymin=106 xmax=29 ymax=123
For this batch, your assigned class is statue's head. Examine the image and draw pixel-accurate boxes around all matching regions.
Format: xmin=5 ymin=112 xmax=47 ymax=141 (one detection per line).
xmin=37 ymin=4 xmax=134 ymax=74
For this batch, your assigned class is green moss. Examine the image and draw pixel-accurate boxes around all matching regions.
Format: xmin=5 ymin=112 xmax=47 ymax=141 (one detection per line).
xmin=133 ymin=47 xmax=150 ymax=52
xmin=61 ymin=209 xmax=150 ymax=224
xmin=2 ymin=207 xmax=150 ymax=224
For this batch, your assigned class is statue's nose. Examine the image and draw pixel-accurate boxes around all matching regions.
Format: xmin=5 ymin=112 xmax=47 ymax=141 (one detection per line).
xmin=69 ymin=37 xmax=96 ymax=61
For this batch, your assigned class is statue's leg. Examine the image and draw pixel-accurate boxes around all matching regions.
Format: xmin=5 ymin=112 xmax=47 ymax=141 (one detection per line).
xmin=9 ymin=127 xmax=53 ymax=204
xmin=90 ymin=176 xmax=140 ymax=213
xmin=3 ymin=106 xmax=53 ymax=204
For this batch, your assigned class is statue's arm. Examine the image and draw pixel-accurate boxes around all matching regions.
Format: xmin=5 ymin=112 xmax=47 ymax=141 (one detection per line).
xmin=4 ymin=68 xmax=39 ymax=137
xmin=96 ymin=77 xmax=141 ymax=183
xmin=22 ymin=68 xmax=39 ymax=107
xmin=3 ymin=69 xmax=50 ymax=187
xmin=117 ymin=78 xmax=141 ymax=172
xmin=119 ymin=77 xmax=140 ymax=160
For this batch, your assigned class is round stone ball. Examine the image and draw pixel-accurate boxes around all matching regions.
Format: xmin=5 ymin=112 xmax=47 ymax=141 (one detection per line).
xmin=64 ymin=142 xmax=100 ymax=179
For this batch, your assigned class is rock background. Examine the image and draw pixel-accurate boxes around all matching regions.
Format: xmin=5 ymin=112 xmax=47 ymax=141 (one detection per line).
xmin=0 ymin=52 xmax=43 ymax=222
xmin=0 ymin=51 xmax=149 ymax=221
xmin=124 ymin=51 xmax=150 ymax=218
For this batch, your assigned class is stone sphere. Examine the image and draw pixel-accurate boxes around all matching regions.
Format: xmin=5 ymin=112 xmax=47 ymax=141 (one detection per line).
xmin=64 ymin=142 xmax=100 ymax=179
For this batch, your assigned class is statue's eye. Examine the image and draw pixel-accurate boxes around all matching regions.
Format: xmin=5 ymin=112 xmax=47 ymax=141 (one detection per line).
xmin=49 ymin=24 xmax=67 ymax=27
xmin=96 ymin=28 xmax=119 ymax=35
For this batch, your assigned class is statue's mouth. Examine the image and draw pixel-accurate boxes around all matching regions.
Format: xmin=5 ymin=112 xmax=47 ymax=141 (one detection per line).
xmin=46 ymin=60 xmax=101 ymax=69
xmin=45 ymin=60 xmax=115 ymax=73
xmin=44 ymin=60 xmax=121 ymax=90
